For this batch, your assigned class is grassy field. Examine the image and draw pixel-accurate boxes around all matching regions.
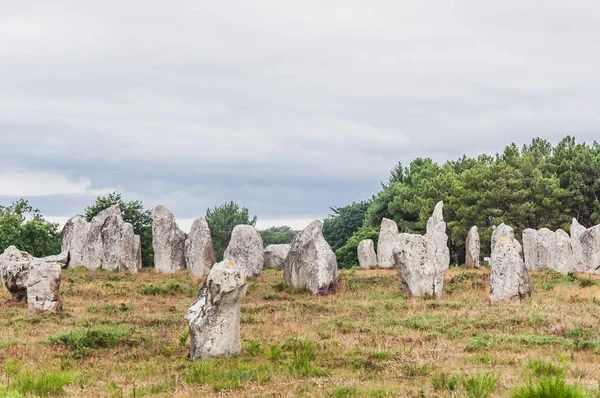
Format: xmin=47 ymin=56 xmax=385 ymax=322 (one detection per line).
xmin=1 ymin=266 xmax=599 ymax=397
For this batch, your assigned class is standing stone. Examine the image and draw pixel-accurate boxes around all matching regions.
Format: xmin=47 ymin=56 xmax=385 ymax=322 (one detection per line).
xmin=377 ymin=218 xmax=398 ymax=268
xmin=571 ymin=219 xmax=600 ymax=274
xmin=552 ymin=230 xmax=575 ymax=274
xmin=223 ymin=225 xmax=264 ymax=277
xmin=524 ymin=228 xmax=574 ymax=274
xmin=465 ymin=226 xmax=480 ymax=268
xmin=81 ymin=205 xmax=142 ymax=272
xmin=357 ymin=239 xmax=377 ymax=269
xmin=522 ymin=228 xmax=539 ymax=270
xmin=263 ymin=244 xmax=290 ymax=270
xmin=118 ymin=223 xmax=143 ymax=273
xmin=489 ymin=223 xmax=531 ymax=302
xmin=393 ymin=201 xmax=450 ymax=297
xmin=284 ymin=220 xmax=338 ymax=294
xmin=186 ymin=259 xmax=248 ymax=359
xmin=185 ymin=217 xmax=216 ymax=277
xmin=571 ymin=218 xmax=587 ymax=272
xmin=27 ymin=259 xmax=62 ymax=315
xmin=61 ymin=215 xmax=90 ymax=268
xmin=0 ymin=246 xmax=32 ymax=302
xmin=153 ymin=205 xmax=186 ymax=273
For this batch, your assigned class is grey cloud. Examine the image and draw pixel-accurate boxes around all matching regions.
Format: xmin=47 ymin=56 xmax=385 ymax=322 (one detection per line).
xmin=1 ymin=0 xmax=599 ymax=223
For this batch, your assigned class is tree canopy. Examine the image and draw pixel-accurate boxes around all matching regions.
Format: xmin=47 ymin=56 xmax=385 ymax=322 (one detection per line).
xmin=206 ymin=201 xmax=257 ymax=261
xmin=0 ymin=199 xmax=61 ymax=257
xmin=328 ymin=136 xmax=600 ymax=267
xmin=260 ymin=226 xmax=298 ymax=246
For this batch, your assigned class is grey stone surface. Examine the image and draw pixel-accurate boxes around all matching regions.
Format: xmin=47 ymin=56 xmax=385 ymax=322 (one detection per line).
xmin=284 ymin=220 xmax=338 ymax=294
xmin=393 ymin=201 xmax=450 ymax=297
xmin=79 ymin=205 xmax=142 ymax=273
xmin=571 ymin=219 xmax=600 ymax=274
xmin=490 ymin=223 xmax=531 ymax=302
xmin=61 ymin=215 xmax=90 ymax=268
xmin=41 ymin=251 xmax=70 ymax=269
xmin=27 ymin=259 xmax=62 ymax=315
xmin=223 ymin=225 xmax=264 ymax=277
xmin=0 ymin=246 xmax=32 ymax=302
xmin=185 ymin=217 xmax=216 ymax=277
xmin=186 ymin=259 xmax=248 ymax=359
xmin=523 ymin=228 xmax=574 ymax=274
xmin=377 ymin=218 xmax=398 ymax=268
xmin=263 ymin=244 xmax=290 ymax=270
xmin=357 ymin=239 xmax=377 ymax=269
xmin=465 ymin=226 xmax=480 ymax=268
xmin=153 ymin=205 xmax=186 ymax=274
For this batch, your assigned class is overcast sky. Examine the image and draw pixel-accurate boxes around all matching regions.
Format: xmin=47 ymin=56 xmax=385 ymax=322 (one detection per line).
xmin=1 ymin=1 xmax=599 ymax=231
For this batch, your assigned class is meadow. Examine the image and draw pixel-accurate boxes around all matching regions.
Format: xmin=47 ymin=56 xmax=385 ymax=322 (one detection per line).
xmin=0 ymin=267 xmax=599 ymax=397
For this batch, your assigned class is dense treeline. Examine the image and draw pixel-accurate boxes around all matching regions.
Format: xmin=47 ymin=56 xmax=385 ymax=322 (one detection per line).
xmin=325 ymin=136 xmax=600 ymax=268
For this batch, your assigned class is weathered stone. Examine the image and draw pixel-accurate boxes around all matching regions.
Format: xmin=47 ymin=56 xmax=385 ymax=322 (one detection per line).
xmin=284 ymin=220 xmax=338 ymax=294
xmin=490 ymin=223 xmax=531 ymax=302
xmin=0 ymin=246 xmax=32 ymax=302
xmin=393 ymin=201 xmax=449 ymax=297
xmin=394 ymin=233 xmax=431 ymax=295
xmin=223 ymin=225 xmax=264 ymax=277
xmin=377 ymin=218 xmax=398 ymax=268
xmin=80 ymin=205 xmax=142 ymax=273
xmin=153 ymin=205 xmax=186 ymax=274
xmin=571 ymin=218 xmax=587 ymax=272
xmin=185 ymin=217 xmax=216 ymax=277
xmin=552 ymin=229 xmax=575 ymax=274
xmin=465 ymin=226 xmax=480 ymax=268
xmin=571 ymin=219 xmax=600 ymax=274
xmin=263 ymin=244 xmax=290 ymax=270
xmin=42 ymin=251 xmax=70 ymax=269
xmin=27 ymin=259 xmax=62 ymax=315
xmin=61 ymin=215 xmax=90 ymax=268
xmin=186 ymin=259 xmax=248 ymax=359
xmin=357 ymin=239 xmax=377 ymax=269
xmin=524 ymin=228 xmax=574 ymax=274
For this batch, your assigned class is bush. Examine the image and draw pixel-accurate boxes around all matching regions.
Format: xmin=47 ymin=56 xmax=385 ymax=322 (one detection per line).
xmin=461 ymin=372 xmax=500 ymax=398
xmin=284 ymin=337 xmax=327 ymax=377
xmin=49 ymin=327 xmax=135 ymax=358
xmin=511 ymin=376 xmax=586 ymax=398
xmin=334 ymin=226 xmax=379 ymax=269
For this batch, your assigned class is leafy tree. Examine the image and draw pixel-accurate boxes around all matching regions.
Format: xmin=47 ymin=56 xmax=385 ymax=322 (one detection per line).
xmin=260 ymin=226 xmax=298 ymax=246
xmin=205 ymin=201 xmax=257 ymax=261
xmin=323 ymin=201 xmax=371 ymax=251
xmin=84 ymin=191 xmax=153 ymax=267
xmin=0 ymin=199 xmax=61 ymax=257
xmin=334 ymin=226 xmax=379 ymax=269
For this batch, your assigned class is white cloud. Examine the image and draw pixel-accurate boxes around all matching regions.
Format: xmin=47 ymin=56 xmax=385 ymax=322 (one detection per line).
xmin=0 ymin=171 xmax=110 ymax=197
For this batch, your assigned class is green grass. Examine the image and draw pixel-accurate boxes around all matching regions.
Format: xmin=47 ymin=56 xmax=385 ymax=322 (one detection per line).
xmin=8 ymin=371 xmax=73 ymax=396
xmin=461 ymin=372 xmax=500 ymax=398
xmin=49 ymin=326 xmax=136 ymax=358
xmin=511 ymin=376 xmax=586 ymax=398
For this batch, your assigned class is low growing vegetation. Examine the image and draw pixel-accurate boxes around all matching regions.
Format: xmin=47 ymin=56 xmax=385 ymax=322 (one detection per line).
xmin=0 ymin=267 xmax=599 ymax=396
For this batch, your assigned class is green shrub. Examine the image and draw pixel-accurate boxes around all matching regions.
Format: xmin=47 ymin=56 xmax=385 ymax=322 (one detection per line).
xmin=49 ymin=327 xmax=135 ymax=358
xmin=284 ymin=337 xmax=327 ymax=377
xmin=139 ymin=282 xmax=189 ymax=296
xmin=511 ymin=376 xmax=586 ymax=398
xmin=461 ymin=372 xmax=500 ymax=398
xmin=432 ymin=372 xmax=459 ymax=391
xmin=525 ymin=359 xmax=565 ymax=378
xmin=334 ymin=226 xmax=379 ymax=269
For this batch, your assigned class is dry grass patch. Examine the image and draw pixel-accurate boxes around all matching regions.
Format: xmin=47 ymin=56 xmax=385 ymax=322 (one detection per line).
xmin=0 ymin=267 xmax=599 ymax=396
